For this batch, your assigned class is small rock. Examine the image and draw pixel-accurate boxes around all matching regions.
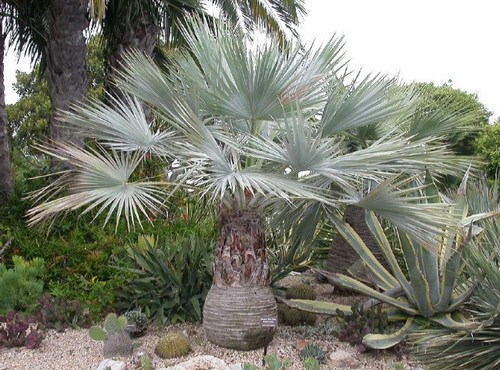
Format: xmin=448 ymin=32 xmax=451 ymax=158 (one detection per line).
xmin=160 ymin=355 xmax=230 ymax=370
xmin=95 ymin=359 xmax=127 ymax=370
xmin=328 ymin=349 xmax=362 ymax=369
xmin=294 ymin=339 xmax=308 ymax=350
xmin=229 ymin=364 xmax=243 ymax=370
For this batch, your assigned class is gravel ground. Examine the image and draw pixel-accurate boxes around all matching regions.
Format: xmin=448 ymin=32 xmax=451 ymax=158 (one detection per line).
xmin=0 ymin=275 xmax=424 ymax=370
xmin=0 ymin=323 xmax=422 ymax=370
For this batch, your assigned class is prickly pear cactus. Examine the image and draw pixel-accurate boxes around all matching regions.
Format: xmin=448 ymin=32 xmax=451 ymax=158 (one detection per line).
xmin=103 ymin=330 xmax=134 ymax=358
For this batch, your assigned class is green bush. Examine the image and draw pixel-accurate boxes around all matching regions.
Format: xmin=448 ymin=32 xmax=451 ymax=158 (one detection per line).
xmin=116 ymin=231 xmax=214 ymax=324
xmin=0 ymin=256 xmax=45 ymax=314
xmin=0 ymin=160 xmax=215 ymax=322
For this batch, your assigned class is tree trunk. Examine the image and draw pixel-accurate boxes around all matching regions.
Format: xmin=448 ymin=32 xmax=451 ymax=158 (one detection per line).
xmin=107 ymin=11 xmax=158 ymax=94
xmin=324 ymin=205 xmax=389 ymax=279
xmin=203 ymin=207 xmax=277 ymax=350
xmin=45 ymin=0 xmax=88 ymax=171
xmin=0 ymin=22 xmax=13 ymax=204
xmin=213 ymin=208 xmax=271 ymax=287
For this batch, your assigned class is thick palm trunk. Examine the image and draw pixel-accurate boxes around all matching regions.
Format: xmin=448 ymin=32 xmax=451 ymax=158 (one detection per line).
xmin=203 ymin=208 xmax=277 ymax=350
xmin=107 ymin=12 xmax=158 ymax=94
xmin=325 ymin=205 xmax=389 ymax=280
xmin=45 ymin=0 xmax=88 ymax=170
xmin=213 ymin=208 xmax=271 ymax=287
xmin=0 ymin=23 xmax=13 ymax=204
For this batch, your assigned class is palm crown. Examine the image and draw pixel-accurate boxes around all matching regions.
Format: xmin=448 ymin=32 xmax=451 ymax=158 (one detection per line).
xmin=28 ymin=17 xmax=471 ymax=239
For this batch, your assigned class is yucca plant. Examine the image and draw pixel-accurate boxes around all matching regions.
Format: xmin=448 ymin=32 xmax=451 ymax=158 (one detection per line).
xmin=409 ymin=179 xmax=500 ymax=370
xmin=27 ymin=17 xmax=473 ymax=350
xmin=285 ymin=172 xmax=500 ymax=349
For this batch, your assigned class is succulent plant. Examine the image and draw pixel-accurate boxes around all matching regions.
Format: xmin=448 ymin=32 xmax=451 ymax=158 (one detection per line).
xmin=155 ymin=332 xmax=191 ymax=359
xmin=0 ymin=310 xmax=44 ymax=349
xmin=285 ymin=283 xmax=317 ymax=300
xmin=89 ymin=313 xmax=128 ymax=341
xmin=298 ymin=343 xmax=327 ymax=364
xmin=277 ymin=303 xmax=316 ymax=327
xmin=302 ymin=357 xmax=320 ymax=370
xmin=89 ymin=313 xmax=133 ymax=358
xmin=335 ymin=301 xmax=388 ymax=349
xmin=124 ymin=310 xmax=148 ymax=336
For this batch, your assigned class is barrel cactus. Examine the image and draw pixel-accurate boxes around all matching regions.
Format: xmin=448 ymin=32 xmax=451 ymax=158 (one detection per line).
xmin=155 ymin=332 xmax=191 ymax=359
xmin=286 ymin=284 xmax=317 ymax=300
xmin=124 ymin=310 xmax=148 ymax=337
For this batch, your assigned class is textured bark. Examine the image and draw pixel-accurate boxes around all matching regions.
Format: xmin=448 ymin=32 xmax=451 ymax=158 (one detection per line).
xmin=45 ymin=0 xmax=88 ymax=170
xmin=107 ymin=11 xmax=158 ymax=95
xmin=203 ymin=207 xmax=276 ymax=350
xmin=0 ymin=23 xmax=13 ymax=204
xmin=213 ymin=208 xmax=270 ymax=287
xmin=203 ymin=285 xmax=277 ymax=350
xmin=325 ymin=205 xmax=389 ymax=276
xmin=110 ymin=13 xmax=158 ymax=71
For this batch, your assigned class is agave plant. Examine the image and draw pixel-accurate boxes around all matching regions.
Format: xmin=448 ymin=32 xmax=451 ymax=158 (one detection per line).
xmin=408 ymin=178 xmax=500 ymax=370
xmin=28 ymin=17 xmax=472 ymax=350
xmin=286 ymin=172 xmax=500 ymax=349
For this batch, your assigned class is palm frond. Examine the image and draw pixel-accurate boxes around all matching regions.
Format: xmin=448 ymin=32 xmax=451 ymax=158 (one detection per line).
xmin=321 ymin=74 xmax=408 ymax=136
xmin=63 ymin=94 xmax=176 ymax=156
xmin=27 ymin=143 xmax=167 ymax=230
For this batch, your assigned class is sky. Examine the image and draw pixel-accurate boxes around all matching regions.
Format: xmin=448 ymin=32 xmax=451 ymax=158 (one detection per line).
xmin=4 ymin=0 xmax=500 ymax=121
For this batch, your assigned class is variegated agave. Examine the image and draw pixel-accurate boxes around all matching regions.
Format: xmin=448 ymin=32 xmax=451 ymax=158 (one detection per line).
xmin=286 ymin=172 xmax=500 ymax=349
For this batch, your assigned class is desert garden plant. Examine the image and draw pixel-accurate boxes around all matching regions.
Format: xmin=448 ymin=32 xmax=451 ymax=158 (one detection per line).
xmin=0 ymin=310 xmax=44 ymax=349
xmin=117 ymin=233 xmax=213 ymax=325
xmin=408 ymin=179 xmax=500 ymax=370
xmin=27 ymin=17 xmax=473 ymax=350
xmin=286 ymin=172 xmax=499 ymax=348
xmin=89 ymin=313 xmax=134 ymax=358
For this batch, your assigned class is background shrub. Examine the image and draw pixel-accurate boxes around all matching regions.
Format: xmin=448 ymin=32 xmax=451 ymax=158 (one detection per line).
xmin=0 ymin=256 xmax=44 ymax=314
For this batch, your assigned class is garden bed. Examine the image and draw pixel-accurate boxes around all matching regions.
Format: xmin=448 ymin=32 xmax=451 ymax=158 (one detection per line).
xmin=0 ymin=274 xmax=423 ymax=370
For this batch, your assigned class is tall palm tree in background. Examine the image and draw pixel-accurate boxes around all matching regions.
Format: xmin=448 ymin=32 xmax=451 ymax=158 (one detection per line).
xmin=1 ymin=0 xmax=304 ymax=171
xmin=45 ymin=0 xmax=88 ymax=163
xmin=28 ymin=18 xmax=471 ymax=350
xmin=100 ymin=0 xmax=305 ymax=92
xmin=2 ymin=0 xmax=88 ymax=172
xmin=0 ymin=13 xmax=13 ymax=204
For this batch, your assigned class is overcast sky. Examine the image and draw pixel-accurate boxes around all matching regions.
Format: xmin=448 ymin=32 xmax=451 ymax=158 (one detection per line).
xmin=298 ymin=0 xmax=499 ymax=121
xmin=4 ymin=0 xmax=499 ymax=121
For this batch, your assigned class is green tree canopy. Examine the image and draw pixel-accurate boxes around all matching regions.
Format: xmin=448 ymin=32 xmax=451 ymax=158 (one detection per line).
xmin=410 ymin=82 xmax=492 ymax=155
xmin=6 ymin=36 xmax=106 ymax=155
xmin=476 ymin=118 xmax=500 ymax=176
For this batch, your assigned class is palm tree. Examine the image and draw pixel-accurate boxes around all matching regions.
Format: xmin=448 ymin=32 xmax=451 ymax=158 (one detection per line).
xmin=27 ymin=18 xmax=470 ymax=350
xmin=45 ymin=0 xmax=88 ymax=156
xmin=0 ymin=16 xmax=13 ymax=204
xmin=321 ymin=83 xmax=481 ymax=279
xmin=100 ymin=0 xmax=305 ymax=89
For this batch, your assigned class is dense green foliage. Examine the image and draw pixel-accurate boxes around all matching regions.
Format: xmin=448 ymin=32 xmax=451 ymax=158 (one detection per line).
xmin=411 ymin=82 xmax=491 ymax=155
xmin=475 ymin=118 xmax=500 ymax=176
xmin=0 ymin=256 xmax=44 ymax=314
xmin=116 ymin=231 xmax=215 ymax=325
xmin=0 ymin=159 xmax=212 ymax=320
